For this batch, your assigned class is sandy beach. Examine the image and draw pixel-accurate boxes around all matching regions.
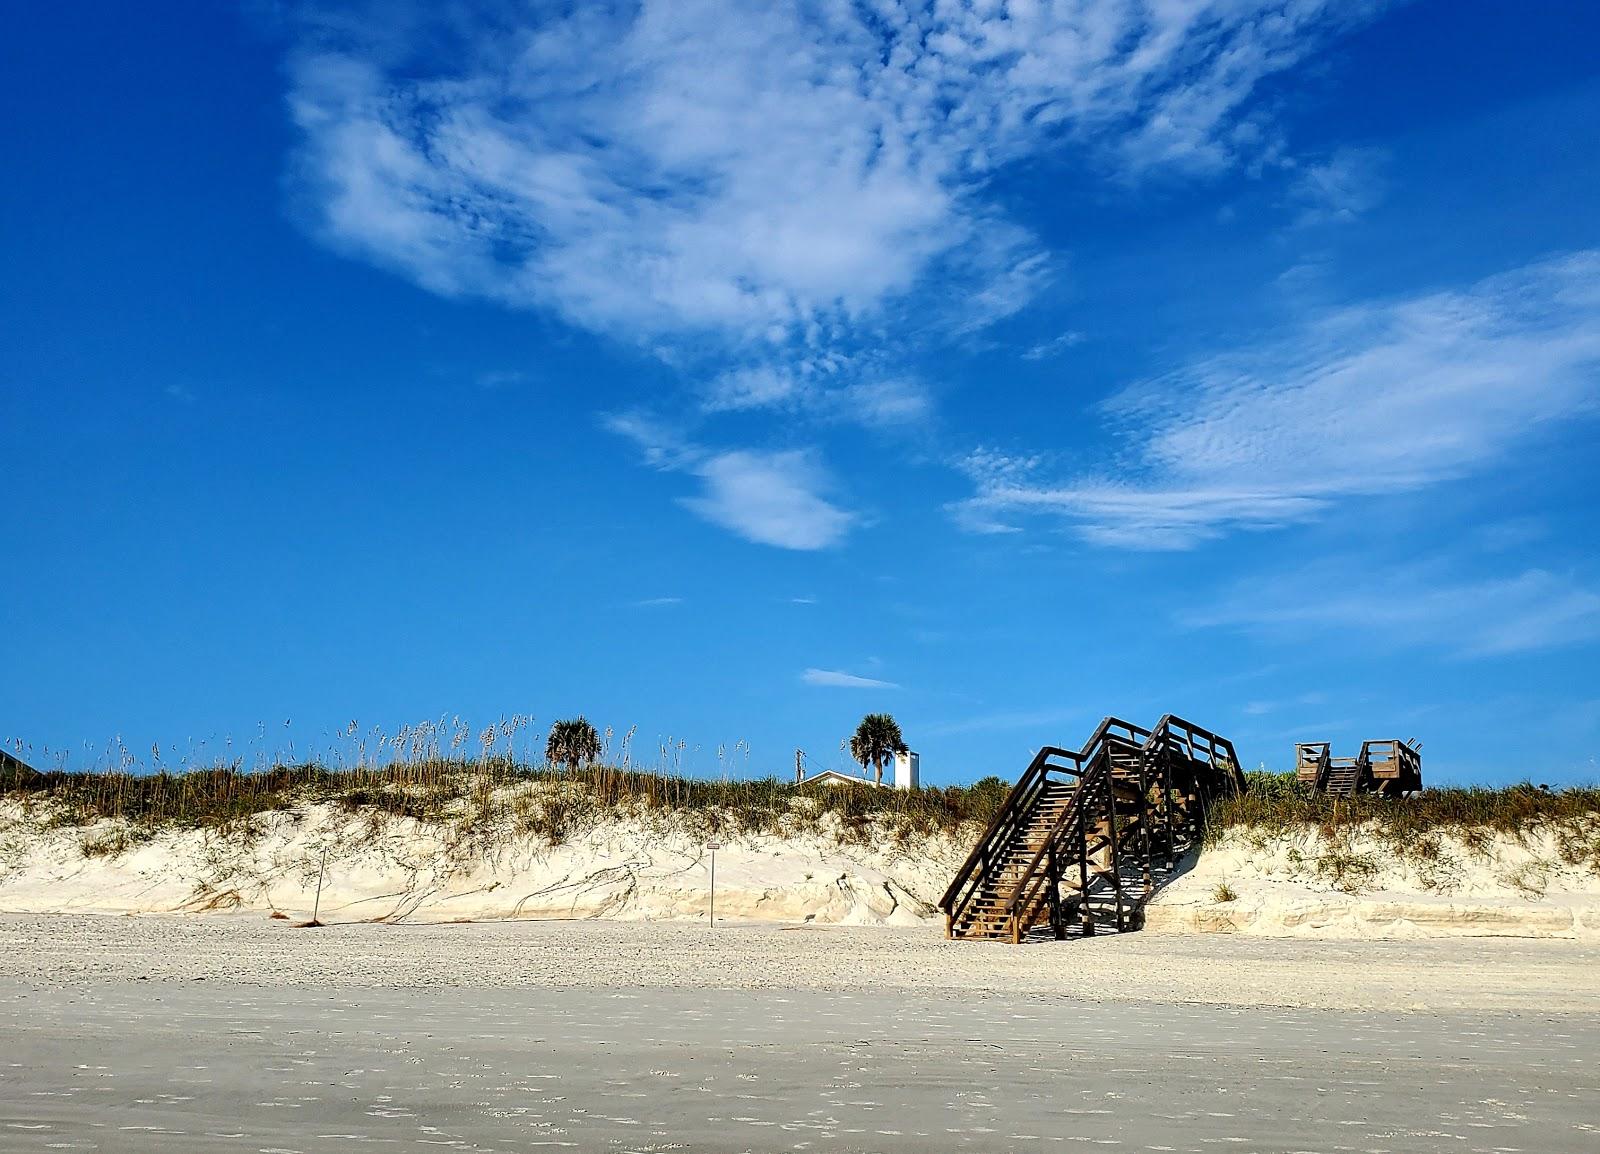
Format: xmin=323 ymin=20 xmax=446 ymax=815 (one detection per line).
xmin=2 ymin=915 xmax=1597 ymax=1153
xmin=4 ymin=911 xmax=1598 ymax=1011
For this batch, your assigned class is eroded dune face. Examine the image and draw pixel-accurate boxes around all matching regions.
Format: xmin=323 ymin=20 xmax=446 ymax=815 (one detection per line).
xmin=0 ymin=802 xmax=962 ymax=926
xmin=3 ymin=801 xmax=1598 ymax=939
xmin=1149 ymin=824 xmax=1600 ymax=940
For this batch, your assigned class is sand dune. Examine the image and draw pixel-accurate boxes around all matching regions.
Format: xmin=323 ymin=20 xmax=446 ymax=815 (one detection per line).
xmin=0 ymin=803 xmax=957 ymax=926
xmin=3 ymin=801 xmax=1597 ymax=939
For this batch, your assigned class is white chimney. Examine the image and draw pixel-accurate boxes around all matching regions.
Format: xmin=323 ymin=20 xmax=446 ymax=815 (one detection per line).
xmin=893 ymin=749 xmax=919 ymax=791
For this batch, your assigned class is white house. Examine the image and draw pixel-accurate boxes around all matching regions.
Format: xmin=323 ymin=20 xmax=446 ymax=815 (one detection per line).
xmin=892 ymin=749 xmax=919 ymax=791
xmin=795 ymin=750 xmax=920 ymax=791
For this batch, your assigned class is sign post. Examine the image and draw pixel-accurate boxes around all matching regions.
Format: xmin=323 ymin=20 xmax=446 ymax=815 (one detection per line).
xmin=707 ymin=841 xmax=721 ymax=927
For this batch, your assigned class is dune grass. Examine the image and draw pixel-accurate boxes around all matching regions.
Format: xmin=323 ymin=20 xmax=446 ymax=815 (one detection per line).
xmin=0 ymin=756 xmax=1013 ymax=851
xmin=1205 ymin=771 xmax=1600 ymax=887
xmin=1209 ymin=771 xmax=1600 ymax=840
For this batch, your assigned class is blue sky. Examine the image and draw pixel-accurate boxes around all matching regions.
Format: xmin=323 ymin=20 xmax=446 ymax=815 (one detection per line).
xmin=4 ymin=1 xmax=1598 ymax=786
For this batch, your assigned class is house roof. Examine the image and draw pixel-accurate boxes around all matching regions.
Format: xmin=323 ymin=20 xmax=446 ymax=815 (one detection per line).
xmin=798 ymin=769 xmax=885 ymax=788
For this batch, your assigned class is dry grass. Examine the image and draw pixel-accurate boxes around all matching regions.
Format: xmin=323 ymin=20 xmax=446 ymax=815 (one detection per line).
xmin=1207 ymin=771 xmax=1600 ymax=889
xmin=1 ymin=755 xmax=1011 ymax=851
xmin=1211 ymin=771 xmax=1600 ymax=839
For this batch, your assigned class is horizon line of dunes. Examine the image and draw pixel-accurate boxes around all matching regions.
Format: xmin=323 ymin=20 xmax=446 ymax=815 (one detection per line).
xmin=4 ymin=744 xmax=1597 ymax=846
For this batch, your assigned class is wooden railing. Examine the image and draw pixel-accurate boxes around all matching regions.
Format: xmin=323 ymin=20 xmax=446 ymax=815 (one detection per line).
xmin=939 ymin=717 xmax=1151 ymax=933
xmin=938 ymin=742 xmax=1082 ymax=927
xmin=940 ymin=714 xmax=1245 ymax=941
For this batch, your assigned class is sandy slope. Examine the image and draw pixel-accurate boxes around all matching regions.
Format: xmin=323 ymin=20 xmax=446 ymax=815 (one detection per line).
xmin=1150 ymin=825 xmax=1600 ymax=939
xmin=0 ymin=802 xmax=960 ymax=925
xmin=3 ymin=801 xmax=1598 ymax=939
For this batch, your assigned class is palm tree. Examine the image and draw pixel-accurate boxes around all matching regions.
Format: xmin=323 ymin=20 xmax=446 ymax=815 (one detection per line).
xmin=546 ymin=717 xmax=601 ymax=770
xmin=849 ymin=713 xmax=906 ymax=786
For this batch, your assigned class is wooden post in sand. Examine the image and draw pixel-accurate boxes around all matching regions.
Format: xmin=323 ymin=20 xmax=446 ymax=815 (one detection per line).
xmin=311 ymin=848 xmax=327 ymax=926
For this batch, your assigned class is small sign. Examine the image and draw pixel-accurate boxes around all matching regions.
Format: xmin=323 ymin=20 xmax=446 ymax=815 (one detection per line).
xmin=707 ymin=841 xmax=722 ymax=850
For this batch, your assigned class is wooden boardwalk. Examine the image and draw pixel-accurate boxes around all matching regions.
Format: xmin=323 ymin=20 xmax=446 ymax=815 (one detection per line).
xmin=940 ymin=715 xmax=1246 ymax=944
xmin=1296 ymin=739 xmax=1422 ymax=796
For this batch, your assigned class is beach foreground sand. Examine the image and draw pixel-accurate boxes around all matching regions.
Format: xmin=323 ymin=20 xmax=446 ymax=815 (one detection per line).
xmin=3 ymin=917 xmax=1597 ymax=1152
xmin=4 ymin=912 xmax=1598 ymax=1011
xmin=3 ymin=920 xmax=1598 ymax=1154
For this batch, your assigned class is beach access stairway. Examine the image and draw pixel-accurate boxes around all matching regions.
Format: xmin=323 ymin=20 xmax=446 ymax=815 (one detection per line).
xmin=1295 ymin=739 xmax=1422 ymax=797
xmin=939 ymin=715 xmax=1246 ymax=944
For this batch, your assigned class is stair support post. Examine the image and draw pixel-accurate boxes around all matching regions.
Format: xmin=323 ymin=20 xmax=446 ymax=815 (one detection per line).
xmin=1161 ymin=753 xmax=1175 ymax=869
xmin=1048 ymin=842 xmax=1064 ymax=940
xmin=1104 ymin=765 xmax=1125 ymax=933
xmin=1138 ymin=758 xmax=1153 ymax=894
xmin=1077 ymin=788 xmax=1093 ymax=937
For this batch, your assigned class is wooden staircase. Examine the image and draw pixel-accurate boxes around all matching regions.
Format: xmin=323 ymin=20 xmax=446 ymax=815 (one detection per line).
xmin=941 ymin=716 xmax=1246 ymax=944
xmin=1296 ymin=738 xmax=1422 ymax=797
xmin=949 ymin=780 xmax=1078 ymax=939
xmin=1322 ymin=758 xmax=1362 ymax=797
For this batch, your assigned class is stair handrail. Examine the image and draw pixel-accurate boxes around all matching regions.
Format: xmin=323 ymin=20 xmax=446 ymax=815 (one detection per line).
xmin=1143 ymin=714 xmax=1248 ymax=794
xmin=938 ymin=743 xmax=1080 ymax=918
xmin=1001 ymin=735 xmax=1133 ymax=936
xmin=945 ymin=717 xmax=1152 ymax=931
xmin=997 ymin=716 xmax=1246 ymax=935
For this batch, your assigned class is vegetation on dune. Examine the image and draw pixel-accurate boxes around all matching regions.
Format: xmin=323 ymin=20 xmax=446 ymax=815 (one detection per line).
xmin=545 ymin=717 xmax=601 ymax=771
xmin=1204 ymin=771 xmax=1600 ymax=891
xmin=1208 ymin=771 xmax=1600 ymax=840
xmin=5 ymin=731 xmax=1598 ymax=890
xmin=848 ymin=713 xmax=907 ymax=786
xmin=0 ymin=753 xmax=1014 ymax=854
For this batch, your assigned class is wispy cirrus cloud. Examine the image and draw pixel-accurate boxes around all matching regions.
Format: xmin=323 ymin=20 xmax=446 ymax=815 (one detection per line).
xmin=285 ymin=0 xmax=1387 ymax=546
xmin=1190 ymin=564 xmax=1600 ymax=657
xmin=921 ymin=706 xmax=1079 ymax=737
xmin=801 ymin=668 xmax=899 ymax=690
xmin=606 ymin=412 xmax=855 ymax=551
xmin=1021 ymin=331 xmax=1087 ymax=361
xmin=952 ymin=251 xmax=1600 ymax=548
xmin=1290 ymin=146 xmax=1387 ymax=226
xmin=699 ymin=367 xmax=932 ymax=429
xmin=288 ymin=2 xmax=1370 ymax=348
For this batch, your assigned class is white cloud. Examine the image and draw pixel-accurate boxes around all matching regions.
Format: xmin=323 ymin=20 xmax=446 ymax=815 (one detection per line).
xmin=952 ymin=251 xmax=1600 ymax=548
xmin=633 ymin=596 xmax=683 ymax=608
xmin=602 ymin=410 xmax=699 ymax=470
xmin=801 ymin=668 xmax=900 ymax=689
xmin=607 ymin=413 xmax=855 ymax=549
xmin=682 ymin=450 xmax=854 ymax=551
xmin=476 ymin=369 xmax=529 ymax=389
xmin=701 ymin=367 xmax=805 ymax=414
xmin=698 ymin=366 xmax=932 ymax=429
xmin=921 ymin=706 xmax=1079 ymax=737
xmin=1022 ymin=331 xmax=1087 ymax=361
xmin=836 ymin=379 xmax=933 ymax=428
xmin=1192 ymin=566 xmax=1600 ymax=657
xmin=287 ymin=1 xmax=1374 ymax=353
xmin=1291 ymin=146 xmax=1386 ymax=226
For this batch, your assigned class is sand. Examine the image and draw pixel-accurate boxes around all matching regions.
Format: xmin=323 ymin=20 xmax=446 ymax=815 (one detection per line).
xmin=4 ymin=801 xmax=1599 ymax=940
xmin=1151 ymin=823 xmax=1600 ymax=940
xmin=5 ymin=982 xmax=1597 ymax=1154
xmin=11 ymin=805 xmax=1595 ymax=1150
xmin=2 ymin=916 xmax=1597 ymax=1153
xmin=3 ymin=913 xmax=1598 ymax=1013
xmin=0 ymin=802 xmax=958 ymax=925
